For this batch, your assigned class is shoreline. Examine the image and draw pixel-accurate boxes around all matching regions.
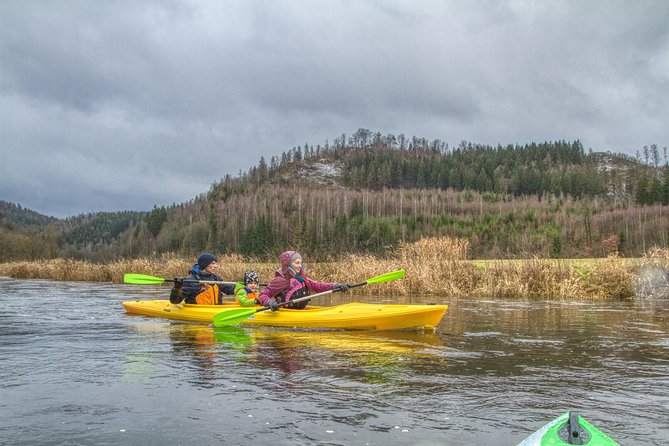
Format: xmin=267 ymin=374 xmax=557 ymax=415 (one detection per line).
xmin=2 ymin=250 xmax=667 ymax=300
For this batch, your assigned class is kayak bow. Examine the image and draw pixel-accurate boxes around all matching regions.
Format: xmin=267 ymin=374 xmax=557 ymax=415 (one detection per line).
xmin=518 ymin=412 xmax=619 ymax=445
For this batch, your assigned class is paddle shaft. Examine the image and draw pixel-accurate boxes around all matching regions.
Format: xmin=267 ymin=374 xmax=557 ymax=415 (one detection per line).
xmin=124 ymin=273 xmax=270 ymax=286
xmin=160 ymin=277 xmax=267 ymax=286
xmin=175 ymin=278 xmax=235 ymax=285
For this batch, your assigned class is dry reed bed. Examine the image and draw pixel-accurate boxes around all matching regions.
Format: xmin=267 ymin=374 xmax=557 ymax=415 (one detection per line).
xmin=1 ymin=239 xmax=667 ymax=299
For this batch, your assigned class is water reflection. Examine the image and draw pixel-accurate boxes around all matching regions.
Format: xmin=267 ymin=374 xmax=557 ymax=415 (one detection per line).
xmin=126 ymin=322 xmax=451 ymax=396
xmin=161 ymin=324 xmax=448 ymax=378
xmin=2 ymin=279 xmax=669 ymax=445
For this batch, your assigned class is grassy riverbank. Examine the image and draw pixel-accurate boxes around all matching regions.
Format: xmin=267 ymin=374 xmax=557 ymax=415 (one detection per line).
xmin=1 ymin=237 xmax=667 ymax=299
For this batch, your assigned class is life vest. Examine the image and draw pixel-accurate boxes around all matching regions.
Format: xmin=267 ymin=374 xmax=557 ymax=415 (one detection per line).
xmin=237 ymin=288 xmax=259 ymax=305
xmin=278 ymin=278 xmax=310 ymax=309
xmin=194 ymin=284 xmax=221 ymax=305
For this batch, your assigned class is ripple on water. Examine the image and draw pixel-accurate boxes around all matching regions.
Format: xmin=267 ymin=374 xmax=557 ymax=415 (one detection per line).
xmin=462 ymin=331 xmax=504 ymax=337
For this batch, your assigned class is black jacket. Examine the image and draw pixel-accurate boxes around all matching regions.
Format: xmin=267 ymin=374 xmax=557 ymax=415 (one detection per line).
xmin=181 ymin=264 xmax=235 ymax=304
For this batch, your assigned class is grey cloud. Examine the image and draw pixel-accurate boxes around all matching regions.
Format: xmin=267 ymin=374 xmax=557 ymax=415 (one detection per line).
xmin=1 ymin=0 xmax=668 ymax=217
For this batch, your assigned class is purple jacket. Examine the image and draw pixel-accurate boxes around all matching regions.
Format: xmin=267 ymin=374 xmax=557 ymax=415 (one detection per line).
xmin=256 ymin=251 xmax=334 ymax=306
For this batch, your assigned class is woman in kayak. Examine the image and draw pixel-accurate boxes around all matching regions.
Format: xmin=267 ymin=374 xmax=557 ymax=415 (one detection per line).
xmin=234 ymin=271 xmax=261 ymax=307
xmin=256 ymin=251 xmax=349 ymax=311
xmin=170 ymin=253 xmax=236 ymax=304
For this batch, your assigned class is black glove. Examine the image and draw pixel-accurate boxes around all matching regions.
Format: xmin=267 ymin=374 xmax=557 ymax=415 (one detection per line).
xmin=170 ymin=279 xmax=184 ymax=304
xmin=333 ymin=283 xmax=349 ymax=292
xmin=267 ymin=298 xmax=279 ymax=312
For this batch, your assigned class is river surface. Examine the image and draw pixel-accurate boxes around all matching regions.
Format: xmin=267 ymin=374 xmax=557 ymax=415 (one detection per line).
xmin=1 ymin=277 xmax=668 ymax=445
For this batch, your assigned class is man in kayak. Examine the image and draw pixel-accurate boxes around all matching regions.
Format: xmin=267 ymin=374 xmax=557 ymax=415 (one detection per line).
xmin=256 ymin=251 xmax=349 ymax=311
xmin=170 ymin=253 xmax=236 ymax=304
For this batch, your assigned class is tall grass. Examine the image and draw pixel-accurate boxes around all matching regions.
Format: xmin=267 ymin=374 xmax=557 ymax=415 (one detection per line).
xmin=1 ymin=238 xmax=667 ymax=299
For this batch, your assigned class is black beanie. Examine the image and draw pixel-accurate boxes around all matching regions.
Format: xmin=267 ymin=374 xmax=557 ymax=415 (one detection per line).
xmin=197 ymin=252 xmax=217 ymax=269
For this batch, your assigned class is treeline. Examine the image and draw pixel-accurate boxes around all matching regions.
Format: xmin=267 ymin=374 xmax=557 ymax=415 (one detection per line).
xmin=1 ymin=132 xmax=668 ymax=262
xmin=47 ymin=186 xmax=666 ymax=261
xmin=231 ymin=132 xmax=605 ymax=198
xmin=337 ymin=138 xmax=605 ymax=198
xmin=0 ymin=201 xmax=57 ymax=228
xmin=230 ymin=130 xmax=667 ymax=206
xmin=0 ymin=201 xmax=60 ymax=260
xmin=161 ymin=186 xmax=669 ymax=260
xmin=636 ymin=172 xmax=669 ymax=205
xmin=58 ymin=211 xmax=146 ymax=258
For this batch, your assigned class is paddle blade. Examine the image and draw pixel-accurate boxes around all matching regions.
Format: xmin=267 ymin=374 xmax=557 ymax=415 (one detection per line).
xmin=213 ymin=308 xmax=257 ymax=327
xmin=365 ymin=269 xmax=405 ymax=285
xmin=123 ymin=273 xmax=166 ymax=285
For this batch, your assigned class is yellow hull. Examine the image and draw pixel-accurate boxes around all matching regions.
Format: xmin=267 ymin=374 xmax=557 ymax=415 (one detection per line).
xmin=121 ymin=300 xmax=447 ymax=331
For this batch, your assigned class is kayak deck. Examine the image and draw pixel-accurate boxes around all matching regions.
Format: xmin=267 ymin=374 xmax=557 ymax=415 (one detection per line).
xmin=518 ymin=412 xmax=619 ymax=445
xmin=121 ymin=300 xmax=447 ymax=330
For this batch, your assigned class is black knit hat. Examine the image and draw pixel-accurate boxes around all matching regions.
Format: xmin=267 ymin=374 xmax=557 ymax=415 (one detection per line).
xmin=197 ymin=252 xmax=217 ymax=269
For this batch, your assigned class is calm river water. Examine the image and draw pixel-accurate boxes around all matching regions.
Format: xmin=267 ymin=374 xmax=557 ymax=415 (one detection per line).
xmin=1 ymin=277 xmax=668 ymax=445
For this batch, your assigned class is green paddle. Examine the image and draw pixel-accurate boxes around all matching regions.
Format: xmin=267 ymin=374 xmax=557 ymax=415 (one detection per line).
xmin=212 ymin=269 xmax=406 ymax=327
xmin=123 ymin=273 xmax=240 ymax=286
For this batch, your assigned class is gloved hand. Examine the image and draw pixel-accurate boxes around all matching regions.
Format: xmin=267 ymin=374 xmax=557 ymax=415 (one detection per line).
xmin=267 ymin=298 xmax=280 ymax=312
xmin=170 ymin=278 xmax=184 ymax=304
xmin=333 ymin=283 xmax=349 ymax=292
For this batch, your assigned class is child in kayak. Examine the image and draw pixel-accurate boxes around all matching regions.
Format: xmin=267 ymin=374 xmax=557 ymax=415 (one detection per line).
xmin=256 ymin=251 xmax=349 ymax=311
xmin=170 ymin=252 xmax=236 ymax=304
xmin=234 ymin=271 xmax=261 ymax=307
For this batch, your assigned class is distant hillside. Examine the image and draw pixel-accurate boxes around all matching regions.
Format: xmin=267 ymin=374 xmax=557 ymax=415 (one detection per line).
xmin=1 ymin=131 xmax=667 ymax=262
xmin=58 ymin=211 xmax=146 ymax=256
xmin=0 ymin=202 xmax=146 ymax=262
xmin=0 ymin=201 xmax=58 ymax=229
xmin=217 ymin=133 xmax=663 ymax=203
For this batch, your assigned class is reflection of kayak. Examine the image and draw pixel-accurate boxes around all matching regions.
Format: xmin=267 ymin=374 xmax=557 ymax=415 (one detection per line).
xmin=518 ymin=412 xmax=619 ymax=445
xmin=252 ymin=328 xmax=444 ymax=354
xmin=187 ymin=325 xmax=444 ymax=355
xmin=121 ymin=300 xmax=447 ymax=330
xmin=156 ymin=324 xmax=444 ymax=355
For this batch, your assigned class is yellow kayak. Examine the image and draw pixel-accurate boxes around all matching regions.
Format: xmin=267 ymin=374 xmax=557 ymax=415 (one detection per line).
xmin=121 ymin=300 xmax=447 ymax=330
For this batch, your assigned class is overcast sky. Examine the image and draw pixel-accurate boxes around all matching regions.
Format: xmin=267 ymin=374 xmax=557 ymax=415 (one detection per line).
xmin=1 ymin=0 xmax=668 ymax=218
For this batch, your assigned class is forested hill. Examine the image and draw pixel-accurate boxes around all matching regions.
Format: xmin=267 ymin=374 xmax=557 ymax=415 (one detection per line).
xmin=1 ymin=132 xmax=668 ymax=262
xmin=219 ymin=137 xmax=612 ymax=197
xmin=215 ymin=133 xmax=665 ymax=206
xmin=0 ymin=201 xmax=58 ymax=228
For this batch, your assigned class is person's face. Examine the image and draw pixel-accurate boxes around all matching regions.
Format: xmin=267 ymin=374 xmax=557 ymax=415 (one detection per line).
xmin=247 ymin=281 xmax=258 ymax=292
xmin=291 ymin=258 xmax=302 ymax=271
xmin=203 ymin=260 xmax=218 ymax=274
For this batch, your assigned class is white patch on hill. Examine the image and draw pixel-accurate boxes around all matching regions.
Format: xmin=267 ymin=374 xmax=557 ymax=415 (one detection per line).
xmin=594 ymin=152 xmax=635 ymax=201
xmin=295 ymin=160 xmax=344 ymax=186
